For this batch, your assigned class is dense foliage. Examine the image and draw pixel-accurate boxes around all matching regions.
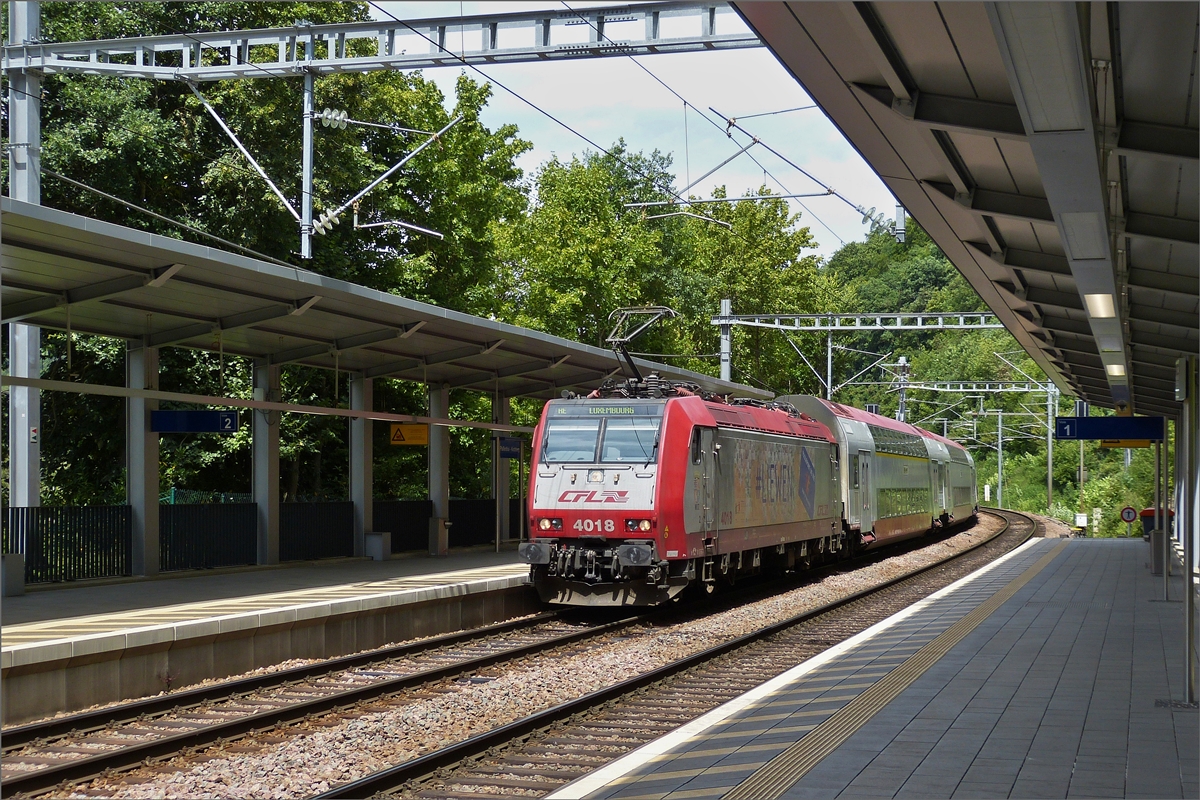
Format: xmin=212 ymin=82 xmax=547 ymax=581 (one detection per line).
xmin=2 ymin=2 xmax=1166 ymax=536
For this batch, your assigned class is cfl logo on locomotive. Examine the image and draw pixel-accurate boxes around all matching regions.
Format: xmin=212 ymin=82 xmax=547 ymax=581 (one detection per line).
xmin=556 ymin=490 xmax=630 ymax=503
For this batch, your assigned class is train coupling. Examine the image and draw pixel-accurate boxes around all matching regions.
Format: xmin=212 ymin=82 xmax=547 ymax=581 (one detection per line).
xmin=518 ymin=541 xmax=553 ymax=564
xmin=616 ymin=541 xmax=655 ymax=567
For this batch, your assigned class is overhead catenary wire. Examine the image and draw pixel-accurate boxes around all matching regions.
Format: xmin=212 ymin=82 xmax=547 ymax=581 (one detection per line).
xmin=725 ymin=105 xmax=818 ymax=121
xmin=4 ymin=36 xmax=456 ymax=260
xmin=710 ymin=106 xmax=862 ymax=214
xmin=643 ymin=211 xmax=731 ymax=228
xmin=556 ymin=0 xmax=844 ymax=243
xmin=0 ymin=80 xmax=289 ymax=220
xmin=625 ymin=192 xmax=832 ymax=209
xmin=366 ymin=1 xmax=731 ymax=232
xmin=42 ymin=169 xmax=297 ymax=267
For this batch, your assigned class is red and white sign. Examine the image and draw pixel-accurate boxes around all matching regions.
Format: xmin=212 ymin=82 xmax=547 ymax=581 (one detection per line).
xmin=1120 ymin=506 xmax=1137 ymax=524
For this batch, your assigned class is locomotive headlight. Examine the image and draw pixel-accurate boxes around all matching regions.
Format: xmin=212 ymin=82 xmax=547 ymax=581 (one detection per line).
xmin=538 ymin=518 xmax=552 ymax=531
xmin=587 ymin=469 xmax=604 ymax=483
xmin=638 ymin=519 xmax=652 ymax=532
xmin=625 ymin=519 xmax=653 ymax=532
xmin=538 ymin=518 xmax=563 ymax=531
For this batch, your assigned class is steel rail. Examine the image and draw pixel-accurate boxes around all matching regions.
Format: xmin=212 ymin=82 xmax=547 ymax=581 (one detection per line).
xmin=2 ymin=612 xmax=563 ymax=751
xmin=2 ymin=531 xmax=930 ymax=756
xmin=1 ymin=613 xmax=650 ymax=796
xmin=316 ymin=509 xmax=1034 ymax=798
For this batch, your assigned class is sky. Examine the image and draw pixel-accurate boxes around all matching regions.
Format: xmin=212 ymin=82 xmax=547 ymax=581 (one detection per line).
xmin=374 ymin=1 xmax=899 ymax=259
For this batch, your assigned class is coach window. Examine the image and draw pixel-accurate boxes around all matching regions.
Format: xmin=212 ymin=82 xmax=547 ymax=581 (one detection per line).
xmin=691 ymin=428 xmax=703 ymax=464
xmin=851 ymin=455 xmax=859 ymax=489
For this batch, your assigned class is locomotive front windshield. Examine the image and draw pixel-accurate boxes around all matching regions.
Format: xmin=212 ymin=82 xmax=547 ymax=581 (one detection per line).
xmin=542 ymin=406 xmax=663 ymax=464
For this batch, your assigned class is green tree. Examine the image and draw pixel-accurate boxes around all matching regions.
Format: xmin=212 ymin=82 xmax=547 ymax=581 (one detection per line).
xmin=10 ymin=2 xmax=532 ymax=503
xmin=496 ymin=143 xmax=671 ymax=346
xmin=664 ymin=187 xmax=834 ymax=394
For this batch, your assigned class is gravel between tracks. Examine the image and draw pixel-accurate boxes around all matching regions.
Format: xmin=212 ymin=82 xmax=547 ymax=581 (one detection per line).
xmin=6 ymin=616 xmax=546 ymax=731
xmin=62 ymin=518 xmax=1005 ymax=800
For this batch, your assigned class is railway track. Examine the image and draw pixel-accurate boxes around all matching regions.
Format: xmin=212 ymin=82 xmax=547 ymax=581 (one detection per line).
xmin=7 ymin=510 xmax=1034 ymax=798
xmin=0 ymin=613 xmax=648 ymax=796
xmin=318 ymin=509 xmax=1038 ymax=799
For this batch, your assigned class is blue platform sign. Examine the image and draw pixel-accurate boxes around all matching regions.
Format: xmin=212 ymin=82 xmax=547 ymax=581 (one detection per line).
xmin=151 ymin=410 xmax=239 ymax=434
xmin=1054 ymin=416 xmax=1164 ymax=441
xmin=498 ymin=437 xmax=522 ymax=459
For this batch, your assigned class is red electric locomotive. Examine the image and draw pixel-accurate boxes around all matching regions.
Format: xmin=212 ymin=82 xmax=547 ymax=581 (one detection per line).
xmin=517 ymin=379 xmax=846 ymax=606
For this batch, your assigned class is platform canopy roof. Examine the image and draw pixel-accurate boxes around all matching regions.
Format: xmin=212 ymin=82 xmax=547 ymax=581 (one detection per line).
xmin=1 ymin=199 xmax=769 ymax=401
xmin=736 ymin=2 xmax=1198 ymax=418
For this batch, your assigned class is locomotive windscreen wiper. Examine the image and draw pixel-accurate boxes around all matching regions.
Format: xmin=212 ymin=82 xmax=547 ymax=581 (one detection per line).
xmin=644 ymin=429 xmax=661 ymax=467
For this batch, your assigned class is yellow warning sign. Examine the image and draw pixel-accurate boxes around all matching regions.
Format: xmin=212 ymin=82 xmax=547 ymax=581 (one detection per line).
xmin=1100 ymin=439 xmax=1151 ymax=448
xmin=390 ymin=423 xmax=429 ymax=445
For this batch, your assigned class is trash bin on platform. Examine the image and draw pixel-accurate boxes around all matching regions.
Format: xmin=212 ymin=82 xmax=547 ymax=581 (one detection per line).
xmin=1141 ymin=508 xmax=1175 ymax=539
xmin=365 ymin=531 xmax=390 ymax=561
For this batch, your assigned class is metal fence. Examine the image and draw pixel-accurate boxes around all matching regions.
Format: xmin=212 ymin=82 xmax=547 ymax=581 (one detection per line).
xmin=374 ymin=499 xmax=524 ymax=553
xmin=3 ymin=496 xmax=524 ymax=582
xmin=374 ymin=500 xmax=434 ymax=553
xmin=449 ymin=499 xmax=502 ymax=547
xmin=159 ymin=503 xmax=257 ymax=571
xmin=3 ymin=506 xmax=132 ymax=583
xmin=280 ymin=501 xmax=354 ymax=561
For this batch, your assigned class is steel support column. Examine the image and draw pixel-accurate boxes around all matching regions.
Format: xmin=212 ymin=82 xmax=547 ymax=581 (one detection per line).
xmin=1185 ymin=356 xmax=1197 ymax=703
xmin=719 ymin=298 xmax=732 ymax=382
xmin=349 ymin=373 xmax=373 ymax=557
xmin=1155 ymin=435 xmax=1161 ymax=529
xmin=7 ymin=0 xmax=41 ymax=510
xmin=126 ymin=342 xmax=159 ymax=576
xmin=826 ymin=331 xmax=833 ymax=400
xmin=997 ymin=410 xmax=1003 ymax=509
xmin=8 ymin=325 xmax=40 ymax=508
xmin=1161 ymin=420 xmax=1169 ymax=600
xmin=300 ymin=72 xmax=314 ymax=258
xmin=1047 ymin=388 xmax=1055 ymax=513
xmin=494 ymin=396 xmax=511 ymax=551
xmin=253 ymin=359 xmax=281 ymax=565
xmin=428 ymin=385 xmax=450 ymax=556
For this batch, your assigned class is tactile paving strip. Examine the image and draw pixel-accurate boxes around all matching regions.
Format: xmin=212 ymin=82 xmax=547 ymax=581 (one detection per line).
xmin=553 ymin=538 xmax=1064 ymax=800
xmin=724 ymin=541 xmax=1067 ymax=800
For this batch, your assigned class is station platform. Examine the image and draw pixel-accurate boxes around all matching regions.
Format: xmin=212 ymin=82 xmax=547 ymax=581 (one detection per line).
xmin=2 ymin=549 xmax=533 ymax=726
xmin=556 ymin=538 xmax=1199 ymax=800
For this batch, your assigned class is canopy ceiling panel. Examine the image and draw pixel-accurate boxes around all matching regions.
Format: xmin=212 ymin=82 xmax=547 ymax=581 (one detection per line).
xmin=734 ymin=0 xmax=1198 ymax=417
xmin=1 ymin=199 xmax=768 ymax=402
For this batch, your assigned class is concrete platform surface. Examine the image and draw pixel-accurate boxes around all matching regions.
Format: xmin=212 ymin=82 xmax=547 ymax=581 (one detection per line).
xmin=555 ymin=538 xmax=1199 ymax=800
xmin=1 ymin=550 xmax=533 ymax=724
xmin=2 ymin=548 xmax=524 ymax=628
